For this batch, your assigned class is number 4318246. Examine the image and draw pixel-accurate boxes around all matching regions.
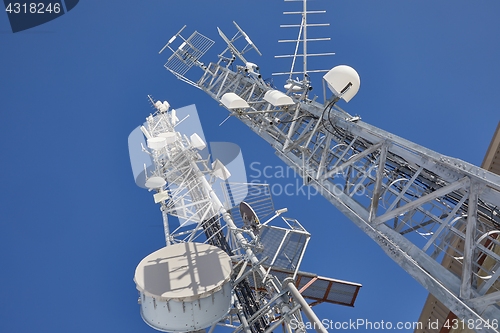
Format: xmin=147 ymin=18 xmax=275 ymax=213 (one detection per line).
xmin=5 ymin=3 xmax=61 ymax=14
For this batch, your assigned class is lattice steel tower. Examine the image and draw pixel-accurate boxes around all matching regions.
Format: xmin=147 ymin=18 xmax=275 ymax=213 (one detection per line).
xmin=158 ymin=0 xmax=500 ymax=332
xmin=129 ymin=98 xmax=361 ymax=333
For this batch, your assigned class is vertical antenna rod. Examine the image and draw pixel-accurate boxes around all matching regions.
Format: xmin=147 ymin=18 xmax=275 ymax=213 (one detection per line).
xmin=302 ymin=0 xmax=307 ymax=81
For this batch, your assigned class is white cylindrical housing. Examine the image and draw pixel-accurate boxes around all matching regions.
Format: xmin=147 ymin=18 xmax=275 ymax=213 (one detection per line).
xmin=158 ymin=132 xmax=177 ymax=144
xmin=220 ymin=92 xmax=249 ymax=109
xmin=263 ymin=90 xmax=295 ymax=106
xmin=134 ymin=243 xmax=233 ymax=332
xmin=147 ymin=137 xmax=168 ymax=150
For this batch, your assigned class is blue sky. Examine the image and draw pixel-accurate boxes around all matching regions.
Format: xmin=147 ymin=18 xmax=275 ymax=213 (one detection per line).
xmin=1 ymin=1 xmax=500 ymax=332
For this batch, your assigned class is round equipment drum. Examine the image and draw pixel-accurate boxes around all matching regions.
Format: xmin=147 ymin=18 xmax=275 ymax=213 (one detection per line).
xmin=134 ymin=242 xmax=233 ymax=332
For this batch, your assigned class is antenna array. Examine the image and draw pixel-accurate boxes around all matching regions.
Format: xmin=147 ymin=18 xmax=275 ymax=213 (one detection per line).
xmin=130 ymin=98 xmax=361 ymax=333
xmin=160 ymin=26 xmax=215 ymax=87
xmin=157 ymin=0 xmax=500 ymax=331
xmin=274 ymin=0 xmax=336 ymax=91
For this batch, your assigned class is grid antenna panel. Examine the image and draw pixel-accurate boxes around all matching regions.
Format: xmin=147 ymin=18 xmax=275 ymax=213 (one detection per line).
xmin=244 ymin=265 xmax=362 ymax=307
xmin=222 ymin=182 xmax=275 ymax=227
xmin=258 ymin=224 xmax=309 ymax=273
xmin=163 ymin=31 xmax=214 ymax=78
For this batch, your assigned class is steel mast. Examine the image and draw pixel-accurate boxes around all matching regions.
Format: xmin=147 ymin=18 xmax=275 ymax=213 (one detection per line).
xmin=159 ymin=1 xmax=500 ymax=332
xmin=131 ymin=98 xmax=361 ymax=333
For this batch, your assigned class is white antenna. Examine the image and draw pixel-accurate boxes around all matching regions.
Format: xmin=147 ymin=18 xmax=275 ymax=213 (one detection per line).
xmin=323 ymin=65 xmax=361 ymax=103
xmin=233 ymin=21 xmax=262 ymax=56
xmin=160 ymin=25 xmax=215 ymax=87
xmin=158 ymin=0 xmax=500 ymax=330
xmin=274 ymin=0 xmax=335 ymax=90
xmin=217 ymin=21 xmax=262 ymax=65
xmin=130 ymin=97 xmax=362 ymax=333
xmin=158 ymin=25 xmax=187 ymax=55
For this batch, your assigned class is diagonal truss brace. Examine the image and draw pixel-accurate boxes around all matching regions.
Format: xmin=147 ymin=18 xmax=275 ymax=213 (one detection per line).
xmin=160 ymin=21 xmax=500 ymax=331
xmin=188 ymin=64 xmax=500 ymax=332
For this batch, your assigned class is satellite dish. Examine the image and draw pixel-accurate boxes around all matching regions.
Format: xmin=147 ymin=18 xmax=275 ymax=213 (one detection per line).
xmin=145 ymin=176 xmax=166 ymax=189
xmin=323 ymin=65 xmax=360 ymax=103
xmin=239 ymin=201 xmax=260 ymax=234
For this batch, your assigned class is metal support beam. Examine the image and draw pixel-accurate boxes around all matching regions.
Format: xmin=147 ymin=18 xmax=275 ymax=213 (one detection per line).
xmin=461 ymin=183 xmax=480 ymax=299
xmin=372 ymin=177 xmax=470 ymax=226
xmin=161 ymin=19 xmax=500 ymax=330
xmin=369 ymin=143 xmax=388 ymax=222
xmin=320 ymin=142 xmax=383 ymax=181
xmin=469 ymin=290 xmax=500 ymax=311
xmin=284 ymin=278 xmax=328 ymax=333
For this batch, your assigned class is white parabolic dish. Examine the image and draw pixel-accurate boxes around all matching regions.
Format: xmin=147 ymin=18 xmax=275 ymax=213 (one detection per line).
xmin=134 ymin=242 xmax=233 ymax=332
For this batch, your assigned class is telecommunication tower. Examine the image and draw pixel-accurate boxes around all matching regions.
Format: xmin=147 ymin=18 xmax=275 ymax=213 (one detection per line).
xmin=129 ymin=98 xmax=361 ymax=333
xmin=158 ymin=0 xmax=500 ymax=332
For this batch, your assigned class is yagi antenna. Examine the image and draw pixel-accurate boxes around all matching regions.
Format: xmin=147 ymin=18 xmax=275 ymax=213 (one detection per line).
xmin=159 ymin=25 xmax=187 ymax=55
xmin=217 ymin=27 xmax=247 ymax=64
xmin=274 ymin=0 xmax=335 ymax=90
xmin=147 ymin=94 xmax=155 ymax=106
xmin=233 ymin=21 xmax=262 ymax=56
xmin=217 ymin=21 xmax=262 ymax=65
